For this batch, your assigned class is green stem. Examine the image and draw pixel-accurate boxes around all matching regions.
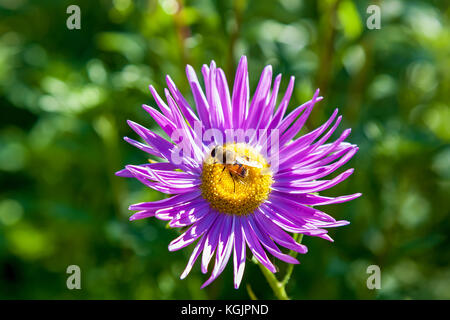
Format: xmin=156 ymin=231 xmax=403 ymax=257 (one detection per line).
xmin=246 ymin=284 xmax=258 ymax=300
xmin=254 ymin=233 xmax=304 ymax=300
xmin=257 ymin=262 xmax=289 ymax=300
xmin=282 ymin=233 xmax=303 ymax=286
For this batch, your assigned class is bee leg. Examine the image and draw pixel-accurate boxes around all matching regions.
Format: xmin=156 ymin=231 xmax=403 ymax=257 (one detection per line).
xmin=230 ymin=171 xmax=236 ymax=193
xmin=218 ymin=166 xmax=226 ymax=182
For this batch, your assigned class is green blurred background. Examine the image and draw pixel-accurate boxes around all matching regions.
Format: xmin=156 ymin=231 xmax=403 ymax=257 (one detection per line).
xmin=0 ymin=0 xmax=449 ymax=299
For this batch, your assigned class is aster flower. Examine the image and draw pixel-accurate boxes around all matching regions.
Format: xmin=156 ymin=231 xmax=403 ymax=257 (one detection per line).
xmin=116 ymin=56 xmax=360 ymax=289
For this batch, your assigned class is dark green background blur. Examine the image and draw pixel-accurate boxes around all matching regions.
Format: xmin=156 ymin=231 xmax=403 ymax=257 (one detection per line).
xmin=0 ymin=0 xmax=448 ymax=299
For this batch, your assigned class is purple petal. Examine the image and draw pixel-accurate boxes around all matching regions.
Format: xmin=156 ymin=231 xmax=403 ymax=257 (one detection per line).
xmin=205 ymin=61 xmax=225 ymax=131
xmin=126 ymin=165 xmax=199 ymax=187
xmin=278 ymin=90 xmax=321 ymax=147
xmin=278 ymin=108 xmax=339 ymax=160
xmin=126 ymin=120 xmax=174 ymax=160
xmin=163 ymin=92 xmax=204 ymax=162
xmin=271 ymin=192 xmax=362 ymax=206
xmin=180 ymin=235 xmax=207 ymax=280
xmin=126 ymin=165 xmax=200 ymax=194
xmin=268 ymin=76 xmax=295 ymax=130
xmin=293 ymin=128 xmax=352 ymax=169
xmin=305 ymin=144 xmax=357 ymax=169
xmin=275 ymin=147 xmax=358 ymax=182
xmin=267 ymin=194 xmax=337 ymax=223
xmin=154 ymin=197 xmax=207 ymax=221
xmin=272 ymin=168 xmax=355 ymax=194
xmin=124 ymin=164 xmax=199 ymax=185
xmin=264 ymin=74 xmax=282 ymax=124
xmin=201 ymin=213 xmax=225 ymax=274
xmin=254 ymin=211 xmax=309 ymax=254
xmin=122 ymin=136 xmax=161 ymax=158
xmin=130 ymin=196 xmax=205 ymax=222
xmin=201 ymin=215 xmax=234 ymax=288
xmin=247 ymin=214 xmax=299 ymax=264
xmin=129 ymin=210 xmax=156 ymax=221
xmin=186 ymin=65 xmax=211 ymax=129
xmin=168 ymin=212 xmax=218 ymax=252
xmin=116 ymin=162 xmax=179 ymax=178
xmin=165 ymin=75 xmax=200 ymax=127
xmin=169 ymin=202 xmax=210 ymax=228
xmin=129 ymin=191 xmax=202 ymax=211
xmin=233 ymin=216 xmax=246 ymax=289
xmin=241 ymin=217 xmax=277 ymax=273
xmin=141 ymin=104 xmax=177 ymax=138
xmin=245 ymin=65 xmax=272 ymax=130
xmin=232 ymin=56 xmax=249 ymax=129
xmin=216 ymin=68 xmax=233 ymax=130
xmin=148 ymin=85 xmax=173 ymax=121
xmin=258 ymin=203 xmax=327 ymax=236
xmin=286 ymin=115 xmax=343 ymax=164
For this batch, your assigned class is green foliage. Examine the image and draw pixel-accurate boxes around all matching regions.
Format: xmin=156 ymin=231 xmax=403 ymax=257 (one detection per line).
xmin=0 ymin=0 xmax=448 ymax=299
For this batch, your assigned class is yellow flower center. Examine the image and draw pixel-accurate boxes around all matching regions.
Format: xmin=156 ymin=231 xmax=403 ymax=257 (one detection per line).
xmin=200 ymin=143 xmax=273 ymax=216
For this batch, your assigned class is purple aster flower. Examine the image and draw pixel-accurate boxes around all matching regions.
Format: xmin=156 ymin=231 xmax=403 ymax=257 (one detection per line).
xmin=116 ymin=56 xmax=360 ymax=289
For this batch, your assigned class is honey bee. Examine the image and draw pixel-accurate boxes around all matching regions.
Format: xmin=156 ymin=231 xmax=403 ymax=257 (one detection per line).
xmin=210 ymin=145 xmax=265 ymax=192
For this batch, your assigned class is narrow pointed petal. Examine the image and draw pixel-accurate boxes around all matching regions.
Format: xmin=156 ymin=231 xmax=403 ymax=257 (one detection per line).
xmin=168 ymin=213 xmax=218 ymax=252
xmin=186 ymin=64 xmax=211 ymax=129
xmin=165 ymin=75 xmax=200 ymax=127
xmin=201 ymin=216 xmax=234 ymax=288
xmin=241 ymin=217 xmax=277 ymax=273
xmin=245 ymin=65 xmax=272 ymax=130
xmin=180 ymin=236 xmax=207 ymax=280
xmin=248 ymin=215 xmax=300 ymax=264
xmin=233 ymin=217 xmax=246 ymax=289
xmin=201 ymin=214 xmax=225 ymax=274
xmin=232 ymin=56 xmax=249 ymax=129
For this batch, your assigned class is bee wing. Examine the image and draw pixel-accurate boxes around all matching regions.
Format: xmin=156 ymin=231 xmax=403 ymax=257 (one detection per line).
xmin=236 ymin=156 xmax=263 ymax=168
